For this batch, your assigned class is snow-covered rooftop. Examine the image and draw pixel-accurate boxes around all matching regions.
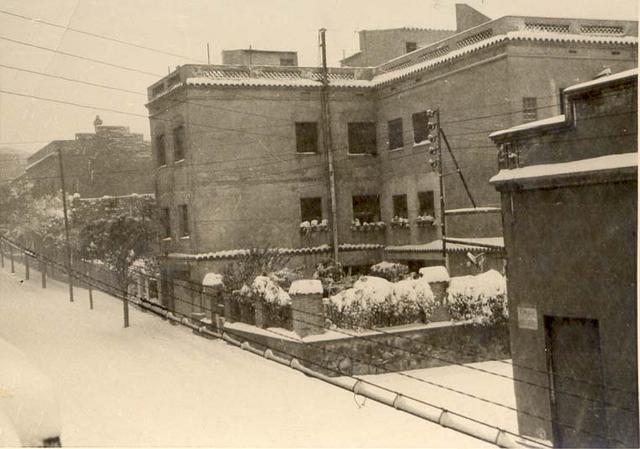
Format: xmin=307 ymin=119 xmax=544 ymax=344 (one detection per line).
xmin=168 ymin=243 xmax=384 ymax=261
xmin=490 ymin=152 xmax=638 ymax=185
xmin=563 ymin=67 xmax=638 ymax=94
xmin=444 ymin=206 xmax=501 ymax=215
xmin=489 ymin=114 xmax=566 ymax=139
xmin=386 ymin=237 xmax=504 ymax=254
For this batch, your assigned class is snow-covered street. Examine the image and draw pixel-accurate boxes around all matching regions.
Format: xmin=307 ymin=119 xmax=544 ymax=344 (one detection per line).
xmin=0 ymin=263 xmax=514 ymax=447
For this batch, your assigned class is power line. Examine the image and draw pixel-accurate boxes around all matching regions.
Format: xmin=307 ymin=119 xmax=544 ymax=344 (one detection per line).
xmin=0 ymin=35 xmax=162 ymax=77
xmin=0 ymin=8 xmax=206 ymax=63
xmin=0 ymin=235 xmax=547 ymax=448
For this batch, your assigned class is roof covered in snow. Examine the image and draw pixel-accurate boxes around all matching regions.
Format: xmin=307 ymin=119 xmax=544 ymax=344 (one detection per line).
xmin=563 ymin=67 xmax=638 ymax=94
xmin=149 ymin=17 xmax=637 ymax=102
xmin=386 ymin=237 xmax=504 ymax=254
xmin=168 ymin=243 xmax=384 ymax=261
xmin=489 ymin=114 xmax=567 ymax=139
xmin=490 ymin=152 xmax=638 ymax=187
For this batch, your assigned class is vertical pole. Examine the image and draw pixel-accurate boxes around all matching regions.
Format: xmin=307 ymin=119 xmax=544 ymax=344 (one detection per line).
xmin=0 ymin=240 xmax=4 ymax=268
xmin=41 ymin=260 xmax=47 ymax=288
xmin=9 ymin=244 xmax=15 ymax=273
xmin=436 ymin=109 xmax=447 ymax=261
xmin=319 ymin=28 xmax=340 ymax=265
xmin=87 ymin=266 xmax=93 ymax=310
xmin=207 ymin=42 xmax=211 ymax=64
xmin=57 ymin=148 xmax=74 ymax=303
xmin=123 ymin=290 xmax=130 ymax=328
xmin=24 ymin=251 xmax=30 ymax=280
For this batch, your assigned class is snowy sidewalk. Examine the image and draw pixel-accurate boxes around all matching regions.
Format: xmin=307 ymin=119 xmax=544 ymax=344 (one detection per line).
xmin=0 ymin=264 xmax=499 ymax=447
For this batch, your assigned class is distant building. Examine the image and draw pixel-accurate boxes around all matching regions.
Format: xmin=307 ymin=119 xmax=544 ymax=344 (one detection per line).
xmin=222 ymin=49 xmax=298 ymax=66
xmin=147 ymin=9 xmax=637 ymax=291
xmin=490 ymin=69 xmax=638 ymax=447
xmin=0 ymin=148 xmax=27 ymax=228
xmin=25 ymin=116 xmax=154 ymax=198
xmin=339 ymin=3 xmax=490 ymax=67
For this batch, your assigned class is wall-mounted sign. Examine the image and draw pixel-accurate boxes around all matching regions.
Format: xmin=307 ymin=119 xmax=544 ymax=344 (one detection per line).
xmin=517 ymin=306 xmax=538 ymax=330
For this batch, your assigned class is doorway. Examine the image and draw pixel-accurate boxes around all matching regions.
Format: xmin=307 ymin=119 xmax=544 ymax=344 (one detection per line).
xmin=544 ymin=316 xmax=608 ymax=447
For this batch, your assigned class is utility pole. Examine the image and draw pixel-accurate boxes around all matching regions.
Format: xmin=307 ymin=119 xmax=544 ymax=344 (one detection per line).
xmin=319 ymin=28 xmax=340 ymax=264
xmin=57 ymin=147 xmax=74 ymax=302
xmin=207 ymin=42 xmax=211 ymax=64
xmin=427 ymin=109 xmax=447 ymax=262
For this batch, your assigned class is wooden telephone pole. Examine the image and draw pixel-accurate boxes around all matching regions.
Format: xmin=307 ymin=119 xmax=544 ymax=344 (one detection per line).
xmin=319 ymin=28 xmax=340 ymax=264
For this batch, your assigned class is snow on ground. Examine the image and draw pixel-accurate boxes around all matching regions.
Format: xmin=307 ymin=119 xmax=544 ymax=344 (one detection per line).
xmin=362 ymin=361 xmax=519 ymax=435
xmin=0 ymin=263 xmax=510 ymax=447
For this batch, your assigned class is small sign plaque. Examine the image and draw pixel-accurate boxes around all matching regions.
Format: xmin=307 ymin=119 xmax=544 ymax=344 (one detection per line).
xmin=517 ymin=306 xmax=538 ymax=330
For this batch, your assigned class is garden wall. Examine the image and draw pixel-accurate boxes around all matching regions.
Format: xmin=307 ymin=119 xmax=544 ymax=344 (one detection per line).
xmin=222 ymin=321 xmax=510 ymax=377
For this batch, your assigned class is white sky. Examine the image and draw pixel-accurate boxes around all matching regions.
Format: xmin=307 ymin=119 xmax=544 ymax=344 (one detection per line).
xmin=0 ymin=0 xmax=637 ymax=155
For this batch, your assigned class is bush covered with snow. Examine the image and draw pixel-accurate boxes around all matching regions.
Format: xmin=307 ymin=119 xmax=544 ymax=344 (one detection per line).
xmin=237 ymin=276 xmax=292 ymax=329
xmin=369 ymin=261 xmax=409 ymax=282
xmin=446 ymin=270 xmax=508 ymax=325
xmin=325 ymin=276 xmax=436 ymax=329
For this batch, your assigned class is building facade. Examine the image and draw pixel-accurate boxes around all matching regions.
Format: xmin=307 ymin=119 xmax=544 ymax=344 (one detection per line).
xmin=490 ymin=69 xmax=638 ymax=447
xmin=222 ymin=49 xmax=298 ymax=67
xmin=339 ymin=4 xmax=491 ymax=67
xmin=24 ymin=116 xmax=154 ymax=198
xmin=147 ymin=12 xmax=637 ymax=286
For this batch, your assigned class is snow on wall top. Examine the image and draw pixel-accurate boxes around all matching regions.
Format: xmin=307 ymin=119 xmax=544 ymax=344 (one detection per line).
xmin=202 ymin=273 xmax=224 ymax=287
xmin=490 ymin=152 xmax=638 ymax=184
xmin=289 ymin=280 xmax=323 ymax=296
xmin=419 ymin=266 xmax=450 ymax=283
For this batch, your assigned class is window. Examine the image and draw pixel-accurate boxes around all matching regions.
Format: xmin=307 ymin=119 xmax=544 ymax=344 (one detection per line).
xmin=352 ymin=195 xmax=381 ymax=223
xmin=418 ymin=191 xmax=435 ymax=216
xmin=156 ymin=134 xmax=166 ymax=166
xmin=523 ymin=97 xmax=538 ymax=122
xmin=178 ymin=204 xmax=190 ymax=237
xmin=412 ymin=111 xmax=430 ymax=144
xmin=161 ymin=208 xmax=171 ymax=238
xmin=173 ymin=125 xmax=185 ymax=161
xmin=280 ymin=58 xmax=295 ymax=66
xmin=393 ymin=194 xmax=408 ymax=218
xmin=348 ymin=122 xmax=377 ymax=155
xmin=300 ymin=197 xmax=322 ymax=222
xmin=295 ymin=122 xmax=318 ymax=153
xmin=406 ymin=41 xmax=418 ymax=53
xmin=387 ymin=118 xmax=403 ymax=150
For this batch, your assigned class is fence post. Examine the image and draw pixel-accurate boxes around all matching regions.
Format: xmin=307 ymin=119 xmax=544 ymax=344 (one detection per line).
xmin=24 ymin=251 xmax=30 ymax=280
xmin=9 ymin=244 xmax=14 ymax=273
xmin=87 ymin=265 xmax=93 ymax=310
xmin=0 ymin=240 xmax=4 ymax=268
xmin=41 ymin=260 xmax=47 ymax=288
xmin=289 ymin=280 xmax=325 ymax=338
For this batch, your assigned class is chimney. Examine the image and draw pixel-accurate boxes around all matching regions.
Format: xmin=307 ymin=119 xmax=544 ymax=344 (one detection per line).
xmin=455 ymin=4 xmax=491 ymax=33
xmin=93 ymin=115 xmax=103 ymax=131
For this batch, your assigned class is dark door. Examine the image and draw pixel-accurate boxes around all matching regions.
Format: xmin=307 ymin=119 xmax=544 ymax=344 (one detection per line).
xmin=545 ymin=316 xmax=608 ymax=447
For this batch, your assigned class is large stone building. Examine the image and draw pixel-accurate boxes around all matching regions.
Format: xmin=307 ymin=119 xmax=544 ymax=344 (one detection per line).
xmin=24 ymin=116 xmax=154 ymax=198
xmin=146 ymin=9 xmax=637 ymax=286
xmin=490 ymin=69 xmax=637 ymax=447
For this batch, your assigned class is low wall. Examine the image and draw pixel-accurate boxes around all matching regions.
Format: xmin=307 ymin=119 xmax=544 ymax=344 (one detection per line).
xmin=223 ymin=321 xmax=510 ymax=377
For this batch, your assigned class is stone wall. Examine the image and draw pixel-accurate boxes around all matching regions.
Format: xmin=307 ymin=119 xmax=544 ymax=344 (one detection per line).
xmin=223 ymin=321 xmax=510 ymax=377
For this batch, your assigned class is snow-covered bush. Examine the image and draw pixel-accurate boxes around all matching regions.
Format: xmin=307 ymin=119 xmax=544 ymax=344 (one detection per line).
xmin=238 ymin=276 xmax=292 ymax=329
xmin=221 ymin=247 xmax=290 ymax=293
xmin=446 ymin=270 xmax=508 ymax=325
xmin=325 ymin=276 xmax=437 ymax=329
xmin=370 ymin=261 xmax=409 ymax=282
